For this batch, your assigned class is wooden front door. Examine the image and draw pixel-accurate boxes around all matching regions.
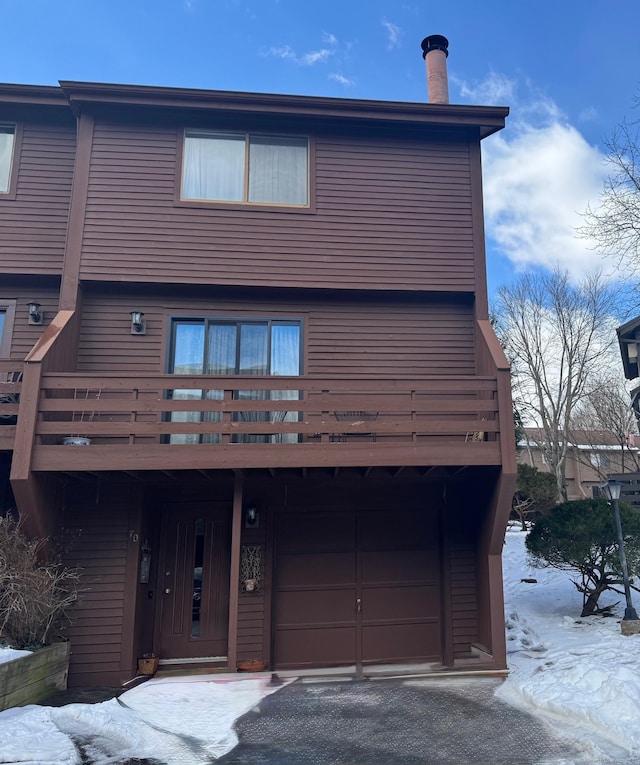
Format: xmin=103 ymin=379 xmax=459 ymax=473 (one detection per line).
xmin=273 ymin=509 xmax=441 ymax=669
xmin=158 ymin=503 xmax=231 ymax=659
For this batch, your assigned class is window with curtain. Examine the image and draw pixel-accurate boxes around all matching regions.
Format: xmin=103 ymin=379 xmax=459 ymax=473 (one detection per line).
xmin=0 ymin=125 xmax=16 ymax=194
xmin=169 ymin=318 xmax=302 ymax=443
xmin=181 ymin=131 xmax=308 ymax=206
xmin=0 ymin=301 xmax=16 ymax=357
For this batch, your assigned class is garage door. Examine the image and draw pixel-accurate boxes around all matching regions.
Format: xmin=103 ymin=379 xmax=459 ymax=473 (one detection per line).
xmin=273 ymin=509 xmax=441 ymax=669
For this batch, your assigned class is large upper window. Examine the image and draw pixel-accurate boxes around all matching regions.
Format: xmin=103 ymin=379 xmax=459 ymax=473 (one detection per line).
xmin=181 ymin=131 xmax=309 ymax=206
xmin=0 ymin=126 xmax=16 ymax=194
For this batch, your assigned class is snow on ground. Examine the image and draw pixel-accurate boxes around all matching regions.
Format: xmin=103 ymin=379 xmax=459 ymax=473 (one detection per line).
xmin=499 ymin=527 xmax=640 ymax=759
xmin=1 ymin=531 xmax=640 ymax=763
xmin=0 ymin=675 xmax=291 ymax=765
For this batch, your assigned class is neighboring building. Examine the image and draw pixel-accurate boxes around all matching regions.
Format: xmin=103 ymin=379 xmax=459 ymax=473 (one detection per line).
xmin=615 ymin=317 xmax=640 ymax=508
xmin=519 ymin=428 xmax=640 ymax=501
xmin=0 ymin=37 xmax=516 ymax=687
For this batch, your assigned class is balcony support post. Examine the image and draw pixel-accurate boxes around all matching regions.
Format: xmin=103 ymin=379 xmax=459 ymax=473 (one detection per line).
xmin=227 ymin=470 xmax=243 ymax=672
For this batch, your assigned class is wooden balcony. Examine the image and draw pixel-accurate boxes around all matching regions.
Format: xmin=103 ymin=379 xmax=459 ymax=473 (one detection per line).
xmin=23 ymin=373 xmax=506 ymax=472
xmin=0 ymin=361 xmax=22 ymax=451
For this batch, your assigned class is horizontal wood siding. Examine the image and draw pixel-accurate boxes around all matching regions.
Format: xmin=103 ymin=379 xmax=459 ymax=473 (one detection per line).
xmin=0 ymin=120 xmax=75 ymax=275
xmin=0 ymin=284 xmax=60 ymax=359
xmin=237 ymin=520 xmax=267 ymax=662
xmin=80 ymin=121 xmax=474 ymax=292
xmin=76 ymin=290 xmax=475 ymax=375
xmin=61 ymin=487 xmax=134 ymax=686
xmin=449 ymin=540 xmax=479 ymax=658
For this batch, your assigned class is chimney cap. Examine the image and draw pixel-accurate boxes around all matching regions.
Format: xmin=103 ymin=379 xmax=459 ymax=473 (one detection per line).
xmin=421 ymin=35 xmax=449 ymax=59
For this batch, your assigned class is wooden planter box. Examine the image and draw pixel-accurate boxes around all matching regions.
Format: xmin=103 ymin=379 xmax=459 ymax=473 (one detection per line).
xmin=0 ymin=642 xmax=70 ymax=711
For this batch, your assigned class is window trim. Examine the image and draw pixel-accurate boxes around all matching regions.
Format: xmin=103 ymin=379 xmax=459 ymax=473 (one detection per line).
xmin=0 ymin=123 xmax=22 ymax=200
xmin=175 ymin=129 xmax=316 ymax=213
xmin=0 ymin=300 xmax=17 ymax=357
xmin=167 ymin=316 xmax=305 ymax=376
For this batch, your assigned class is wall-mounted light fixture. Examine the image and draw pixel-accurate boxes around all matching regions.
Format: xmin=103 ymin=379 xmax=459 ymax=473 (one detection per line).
xmin=130 ymin=310 xmax=146 ymax=335
xmin=28 ymin=301 xmax=43 ymax=325
xmin=244 ymin=505 xmax=259 ymax=529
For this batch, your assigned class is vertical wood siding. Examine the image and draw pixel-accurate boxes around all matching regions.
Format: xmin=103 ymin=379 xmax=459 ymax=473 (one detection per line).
xmin=76 ymin=290 xmax=475 ymax=375
xmin=80 ymin=121 xmax=474 ymax=292
xmin=0 ymin=120 xmax=75 ymax=275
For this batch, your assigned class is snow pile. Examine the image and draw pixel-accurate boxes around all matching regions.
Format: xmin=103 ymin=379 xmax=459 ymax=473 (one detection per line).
xmin=0 ymin=647 xmax=32 ymax=665
xmin=0 ymin=675 xmax=290 ymax=765
xmin=499 ymin=529 xmax=640 ymax=758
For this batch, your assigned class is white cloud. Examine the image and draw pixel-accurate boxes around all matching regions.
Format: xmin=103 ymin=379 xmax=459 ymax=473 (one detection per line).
xmin=382 ymin=18 xmax=401 ymax=50
xmin=263 ymin=33 xmax=338 ymax=67
xmin=329 ymin=73 xmax=355 ymax=87
xmin=579 ymin=106 xmax=599 ymax=122
xmin=300 ymin=48 xmax=335 ymax=65
xmin=455 ymin=72 xmax=515 ymax=106
xmin=266 ymin=45 xmax=297 ymax=62
xmin=456 ymin=73 xmax=610 ymax=279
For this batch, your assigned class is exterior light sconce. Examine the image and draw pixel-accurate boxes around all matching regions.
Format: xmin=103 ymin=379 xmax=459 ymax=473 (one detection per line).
xmin=244 ymin=505 xmax=259 ymax=529
xmin=28 ymin=301 xmax=43 ymax=325
xmin=602 ymin=478 xmax=639 ymax=623
xmin=130 ymin=311 xmax=146 ymax=335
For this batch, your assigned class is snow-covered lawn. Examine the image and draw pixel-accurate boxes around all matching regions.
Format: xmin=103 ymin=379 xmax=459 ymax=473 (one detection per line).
xmin=0 ymin=529 xmax=639 ymax=763
xmin=500 ymin=527 xmax=640 ymax=759
xmin=0 ymin=675 xmax=290 ymax=764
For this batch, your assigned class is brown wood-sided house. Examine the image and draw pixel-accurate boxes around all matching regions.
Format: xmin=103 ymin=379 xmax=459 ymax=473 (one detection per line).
xmin=0 ymin=37 xmax=515 ymax=687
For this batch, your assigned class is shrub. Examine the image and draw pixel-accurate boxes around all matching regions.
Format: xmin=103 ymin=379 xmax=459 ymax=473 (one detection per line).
xmin=0 ymin=516 xmax=80 ymax=649
xmin=526 ymin=497 xmax=640 ymax=617
xmin=512 ymin=463 xmax=557 ymax=529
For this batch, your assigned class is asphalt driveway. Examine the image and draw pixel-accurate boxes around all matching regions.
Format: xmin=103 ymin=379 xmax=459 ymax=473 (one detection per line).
xmin=218 ymin=676 xmax=614 ymax=765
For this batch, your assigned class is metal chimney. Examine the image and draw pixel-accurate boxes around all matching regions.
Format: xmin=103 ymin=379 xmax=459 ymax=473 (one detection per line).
xmin=421 ymin=35 xmax=449 ymax=104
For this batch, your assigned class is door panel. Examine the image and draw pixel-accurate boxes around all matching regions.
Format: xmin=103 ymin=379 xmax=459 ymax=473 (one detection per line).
xmin=158 ymin=504 xmax=231 ymax=659
xmin=274 ymin=508 xmax=441 ymax=669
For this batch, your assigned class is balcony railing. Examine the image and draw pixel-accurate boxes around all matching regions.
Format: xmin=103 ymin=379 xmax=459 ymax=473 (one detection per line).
xmin=21 ymin=372 xmax=505 ymax=471
xmin=35 ymin=372 xmax=499 ymax=440
xmin=0 ymin=361 xmax=23 ymax=449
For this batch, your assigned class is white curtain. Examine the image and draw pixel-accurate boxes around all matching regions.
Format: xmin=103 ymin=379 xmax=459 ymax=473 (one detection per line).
xmin=248 ymin=136 xmax=307 ymax=205
xmin=0 ymin=128 xmax=15 ymax=193
xmin=270 ymin=324 xmax=301 ymax=443
xmin=202 ymin=324 xmax=237 ymax=444
xmin=170 ymin=323 xmax=204 ymax=444
xmin=182 ymin=132 xmax=245 ymax=201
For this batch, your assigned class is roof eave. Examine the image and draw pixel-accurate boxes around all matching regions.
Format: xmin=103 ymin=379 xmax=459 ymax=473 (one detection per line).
xmin=0 ymin=83 xmax=68 ymax=107
xmin=59 ymin=81 xmax=508 ymax=136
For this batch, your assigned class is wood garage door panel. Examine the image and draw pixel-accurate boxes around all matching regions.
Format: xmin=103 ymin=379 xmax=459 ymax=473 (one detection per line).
xmin=359 ymin=511 xmax=437 ymax=550
xmin=277 ymin=552 xmax=356 ymax=587
xmin=363 ymin=622 xmax=441 ymax=663
xmin=274 ymin=508 xmax=441 ymax=669
xmin=275 ymin=588 xmax=357 ymax=626
xmin=363 ymin=585 xmax=439 ymax=621
xmin=361 ymin=550 xmax=438 ymax=583
xmin=274 ymin=627 xmax=356 ymax=667
xmin=277 ymin=513 xmax=356 ymax=552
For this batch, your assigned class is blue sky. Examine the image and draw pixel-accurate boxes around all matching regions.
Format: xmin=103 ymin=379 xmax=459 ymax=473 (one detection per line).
xmin=2 ymin=0 xmax=640 ymax=295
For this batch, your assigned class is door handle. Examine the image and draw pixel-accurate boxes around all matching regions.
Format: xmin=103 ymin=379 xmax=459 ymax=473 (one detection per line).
xmin=165 ymin=588 xmax=171 ymax=594
xmin=356 ymin=598 xmax=362 ymax=613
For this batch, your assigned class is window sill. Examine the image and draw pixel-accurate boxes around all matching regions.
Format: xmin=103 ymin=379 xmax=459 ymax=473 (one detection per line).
xmin=174 ymin=198 xmax=316 ymax=214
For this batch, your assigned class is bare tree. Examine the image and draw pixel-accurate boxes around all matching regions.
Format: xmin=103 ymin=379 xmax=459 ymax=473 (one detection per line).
xmin=495 ymin=270 xmax=619 ymax=502
xmin=579 ymin=107 xmax=640 ymax=273
xmin=570 ymin=374 xmax=640 ymax=480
